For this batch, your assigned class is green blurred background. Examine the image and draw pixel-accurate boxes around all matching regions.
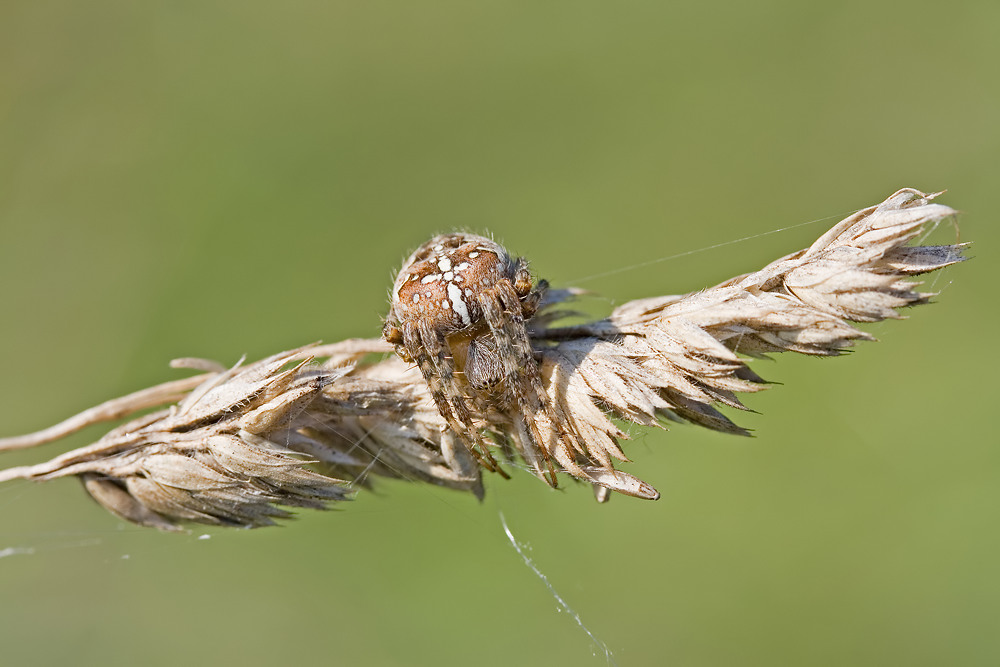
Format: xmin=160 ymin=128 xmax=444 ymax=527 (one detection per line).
xmin=1 ymin=2 xmax=996 ymax=665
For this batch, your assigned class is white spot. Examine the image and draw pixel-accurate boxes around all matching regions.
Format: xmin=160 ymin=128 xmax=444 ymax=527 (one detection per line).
xmin=456 ymin=262 xmax=470 ymax=271
xmin=448 ymin=283 xmax=471 ymax=326
xmin=443 ymin=271 xmax=454 ymax=280
xmin=441 ymin=299 xmax=451 ymax=309
xmin=437 ymin=257 xmax=452 ymax=272
xmin=469 ymin=252 xmax=479 ymax=258
xmin=421 ymin=274 xmax=441 ymax=284
xmin=412 ymin=294 xmax=420 ymax=302
xmin=434 ymin=244 xmax=443 ymax=250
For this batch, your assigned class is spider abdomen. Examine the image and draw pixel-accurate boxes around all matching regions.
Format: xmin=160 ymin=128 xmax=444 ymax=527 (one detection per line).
xmin=390 ymin=235 xmax=512 ymax=333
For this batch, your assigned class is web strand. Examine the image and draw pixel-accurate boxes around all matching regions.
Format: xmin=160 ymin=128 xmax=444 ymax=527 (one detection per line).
xmin=499 ymin=511 xmax=618 ymax=665
xmin=566 ymin=212 xmax=845 ymax=285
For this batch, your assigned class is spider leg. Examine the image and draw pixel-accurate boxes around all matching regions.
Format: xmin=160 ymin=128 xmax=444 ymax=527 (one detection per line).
xmin=405 ymin=319 xmax=504 ymax=474
xmin=478 ymin=283 xmax=582 ymax=486
xmin=501 ymin=280 xmax=595 ymax=481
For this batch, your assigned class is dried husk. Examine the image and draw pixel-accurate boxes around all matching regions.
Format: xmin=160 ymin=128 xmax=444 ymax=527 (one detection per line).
xmin=0 ymin=189 xmax=966 ymax=530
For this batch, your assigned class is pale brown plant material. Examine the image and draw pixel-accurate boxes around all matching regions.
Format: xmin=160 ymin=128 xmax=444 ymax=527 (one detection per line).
xmin=0 ymin=189 xmax=966 ymax=530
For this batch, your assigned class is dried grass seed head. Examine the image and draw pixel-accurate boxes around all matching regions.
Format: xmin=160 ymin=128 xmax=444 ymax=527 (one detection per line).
xmin=0 ymin=188 xmax=968 ymax=530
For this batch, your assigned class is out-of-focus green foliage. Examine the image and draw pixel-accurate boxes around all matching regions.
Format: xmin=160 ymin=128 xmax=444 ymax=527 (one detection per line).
xmin=0 ymin=2 xmax=996 ymax=665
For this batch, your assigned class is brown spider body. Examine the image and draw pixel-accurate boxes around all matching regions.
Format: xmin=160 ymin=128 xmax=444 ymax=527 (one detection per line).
xmin=383 ymin=233 xmax=559 ymax=480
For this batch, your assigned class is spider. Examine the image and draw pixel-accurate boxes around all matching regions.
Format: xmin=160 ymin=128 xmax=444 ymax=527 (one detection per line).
xmin=382 ymin=233 xmax=563 ymax=482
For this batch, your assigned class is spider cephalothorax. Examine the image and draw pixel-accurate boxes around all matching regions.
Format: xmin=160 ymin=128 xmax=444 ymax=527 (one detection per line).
xmin=383 ymin=233 xmax=557 ymax=478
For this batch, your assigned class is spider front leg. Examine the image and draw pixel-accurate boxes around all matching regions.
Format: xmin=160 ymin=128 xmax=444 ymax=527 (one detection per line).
xmin=401 ymin=319 xmax=504 ymax=474
xmin=477 ymin=283 xmax=576 ymax=486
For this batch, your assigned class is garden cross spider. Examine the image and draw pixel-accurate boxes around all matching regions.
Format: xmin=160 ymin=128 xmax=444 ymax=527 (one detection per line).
xmin=382 ymin=233 xmax=566 ymax=484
